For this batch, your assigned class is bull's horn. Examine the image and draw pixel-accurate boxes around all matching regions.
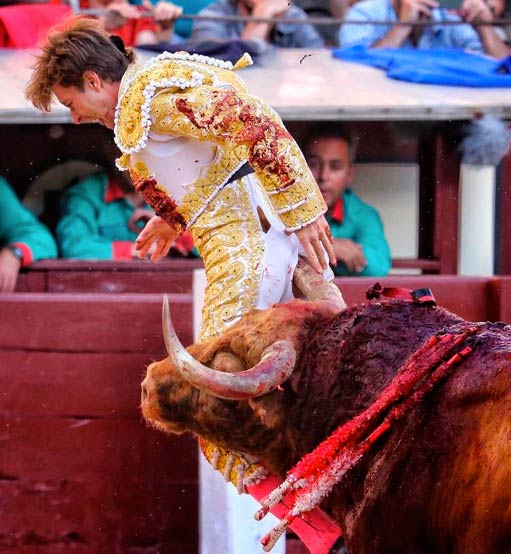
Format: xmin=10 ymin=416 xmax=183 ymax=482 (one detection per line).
xmin=162 ymin=295 xmax=296 ymax=400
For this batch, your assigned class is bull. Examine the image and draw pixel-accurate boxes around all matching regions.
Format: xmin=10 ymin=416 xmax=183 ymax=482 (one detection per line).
xmin=141 ymin=295 xmax=511 ymax=554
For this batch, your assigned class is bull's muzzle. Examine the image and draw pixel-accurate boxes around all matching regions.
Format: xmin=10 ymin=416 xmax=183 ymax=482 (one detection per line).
xmin=140 ymin=363 xmax=157 ymax=410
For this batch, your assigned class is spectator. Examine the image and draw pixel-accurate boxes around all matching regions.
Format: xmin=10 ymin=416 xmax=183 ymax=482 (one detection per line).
xmin=294 ymin=0 xmax=346 ymax=45
xmin=340 ymin=0 xmax=510 ymax=58
xmin=129 ymin=0 xmax=213 ymax=40
xmin=0 ymin=177 xmax=57 ymax=293
xmin=190 ymin=0 xmax=324 ymax=48
xmin=303 ymin=123 xmax=391 ymax=277
xmin=83 ymin=0 xmax=183 ymax=46
xmin=56 ymin=167 xmax=197 ymax=260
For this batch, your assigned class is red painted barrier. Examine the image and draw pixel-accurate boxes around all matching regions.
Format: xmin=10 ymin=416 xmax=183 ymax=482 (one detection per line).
xmin=3 ymin=271 xmax=511 ymax=554
xmin=0 ymin=292 xmax=198 ymax=554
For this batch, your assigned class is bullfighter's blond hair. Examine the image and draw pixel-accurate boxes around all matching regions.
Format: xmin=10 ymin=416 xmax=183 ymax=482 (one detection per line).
xmin=25 ymin=16 xmax=135 ymax=112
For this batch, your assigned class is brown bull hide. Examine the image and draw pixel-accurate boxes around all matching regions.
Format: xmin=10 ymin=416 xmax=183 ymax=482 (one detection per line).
xmin=141 ymin=299 xmax=511 ymax=554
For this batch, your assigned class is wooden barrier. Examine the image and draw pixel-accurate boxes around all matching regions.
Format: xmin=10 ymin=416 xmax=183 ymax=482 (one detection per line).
xmin=334 ymin=275 xmax=504 ymax=323
xmin=3 ymin=272 xmax=511 ymax=554
xmin=0 ymin=292 xmax=198 ymax=554
xmin=15 ymin=259 xmax=203 ymax=294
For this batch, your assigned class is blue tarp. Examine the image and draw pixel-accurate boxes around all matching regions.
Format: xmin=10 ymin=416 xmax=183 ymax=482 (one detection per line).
xmin=333 ymin=46 xmax=511 ymax=87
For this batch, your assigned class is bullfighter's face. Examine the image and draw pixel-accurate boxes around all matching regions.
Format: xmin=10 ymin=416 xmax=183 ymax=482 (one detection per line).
xmin=306 ymin=137 xmax=355 ymax=212
xmin=53 ymin=71 xmax=119 ymax=129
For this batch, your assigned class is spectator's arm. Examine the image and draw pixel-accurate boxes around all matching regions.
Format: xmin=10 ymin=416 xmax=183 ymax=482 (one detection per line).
xmin=148 ymin=0 xmax=183 ymax=43
xmin=0 ymin=177 xmax=57 ymax=264
xmin=371 ymin=25 xmax=414 ymax=48
xmin=241 ymin=0 xmax=292 ymax=42
xmin=56 ymin=180 xmax=130 ymax=260
xmin=460 ymin=0 xmax=510 ymax=57
xmin=340 ymin=0 xmax=438 ymax=48
xmin=476 ymin=26 xmax=511 ymax=57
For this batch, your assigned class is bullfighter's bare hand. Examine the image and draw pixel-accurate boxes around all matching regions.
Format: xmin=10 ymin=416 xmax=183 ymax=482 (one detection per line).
xmin=135 ymin=215 xmax=179 ymax=261
xmin=294 ymin=215 xmax=336 ymax=273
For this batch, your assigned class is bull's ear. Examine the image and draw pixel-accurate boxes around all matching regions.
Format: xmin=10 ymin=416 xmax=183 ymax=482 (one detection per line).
xmin=248 ymin=393 xmax=285 ymax=430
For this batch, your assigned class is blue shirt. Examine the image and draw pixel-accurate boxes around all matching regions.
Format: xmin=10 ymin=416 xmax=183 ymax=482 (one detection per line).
xmin=191 ymin=0 xmax=324 ymax=48
xmin=340 ymin=0 xmax=483 ymax=53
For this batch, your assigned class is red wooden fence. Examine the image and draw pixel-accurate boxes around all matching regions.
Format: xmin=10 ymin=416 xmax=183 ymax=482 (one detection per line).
xmin=3 ymin=267 xmax=511 ymax=554
xmin=0 ymin=293 xmax=197 ymax=554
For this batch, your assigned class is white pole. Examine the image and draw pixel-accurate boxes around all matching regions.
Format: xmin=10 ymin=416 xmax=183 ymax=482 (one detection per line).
xmin=458 ymin=165 xmax=496 ymax=276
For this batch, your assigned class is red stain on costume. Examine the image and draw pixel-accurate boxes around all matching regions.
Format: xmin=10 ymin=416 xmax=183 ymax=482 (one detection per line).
xmin=133 ymin=175 xmax=187 ymax=234
xmin=176 ymin=91 xmax=297 ymax=191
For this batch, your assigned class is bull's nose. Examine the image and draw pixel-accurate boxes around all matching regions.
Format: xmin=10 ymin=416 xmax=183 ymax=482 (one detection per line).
xmin=141 ymin=372 xmax=154 ymax=405
xmin=141 ymin=382 xmax=149 ymax=403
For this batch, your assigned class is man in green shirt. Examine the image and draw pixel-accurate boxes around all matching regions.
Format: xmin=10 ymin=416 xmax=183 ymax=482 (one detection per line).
xmin=56 ymin=170 xmax=198 ymax=260
xmin=0 ymin=177 xmax=57 ymax=292
xmin=303 ymin=123 xmax=391 ymax=277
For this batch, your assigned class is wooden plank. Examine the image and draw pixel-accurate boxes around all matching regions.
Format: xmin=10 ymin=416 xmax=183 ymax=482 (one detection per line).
xmin=14 ymin=271 xmax=47 ymax=293
xmin=391 ymin=258 xmax=441 ymax=272
xmin=417 ymin=127 xmax=460 ymax=274
xmin=31 ymin=259 xmax=203 ymax=272
xmin=0 ymin=478 xmax=198 ymax=554
xmin=0 ymin=351 xmax=163 ymax=418
xmin=335 ymin=276 xmax=492 ymax=322
xmin=432 ymin=130 xmax=460 ymax=274
xmin=0 ymin=418 xmax=198 ymax=482
xmin=496 ymin=152 xmax=511 ymax=275
xmin=0 ymin=293 xmax=193 ymax=351
xmin=47 ymin=270 xmax=194 ymax=294
xmin=487 ymin=277 xmax=511 ymax=323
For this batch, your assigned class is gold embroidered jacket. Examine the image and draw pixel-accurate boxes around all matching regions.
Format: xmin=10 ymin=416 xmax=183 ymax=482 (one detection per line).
xmin=114 ymin=51 xmax=327 ymax=232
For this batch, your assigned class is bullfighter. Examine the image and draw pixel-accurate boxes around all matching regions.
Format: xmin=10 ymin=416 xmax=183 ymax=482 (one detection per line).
xmin=25 ymin=16 xmax=345 ymax=551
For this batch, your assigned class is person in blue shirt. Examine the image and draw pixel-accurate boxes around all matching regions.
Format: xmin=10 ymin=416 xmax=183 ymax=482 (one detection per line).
xmin=190 ymin=0 xmax=324 ymax=48
xmin=303 ymin=123 xmax=391 ymax=277
xmin=340 ymin=0 xmax=510 ymax=58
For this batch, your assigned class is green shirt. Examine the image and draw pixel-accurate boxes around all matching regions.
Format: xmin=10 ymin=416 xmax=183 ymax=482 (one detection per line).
xmin=327 ymin=189 xmax=391 ymax=277
xmin=57 ymin=173 xmax=199 ymax=260
xmin=56 ymin=173 xmax=146 ymax=260
xmin=0 ymin=177 xmax=57 ymax=265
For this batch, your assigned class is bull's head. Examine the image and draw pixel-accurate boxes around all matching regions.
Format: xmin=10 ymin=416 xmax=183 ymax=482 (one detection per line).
xmin=140 ymin=296 xmax=337 ymax=469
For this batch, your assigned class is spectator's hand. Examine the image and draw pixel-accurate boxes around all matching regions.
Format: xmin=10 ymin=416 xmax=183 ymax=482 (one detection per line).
xmin=397 ymin=0 xmax=438 ymax=21
xmin=460 ymin=0 xmax=493 ymax=23
xmin=294 ymin=216 xmax=337 ymax=274
xmin=251 ymin=0 xmax=292 ymax=17
xmin=134 ymin=215 xmax=180 ymax=261
xmin=333 ymin=238 xmax=367 ymax=273
xmin=0 ymin=247 xmax=21 ymax=293
xmin=103 ymin=1 xmax=141 ymax=31
xmin=145 ymin=0 xmax=183 ymax=30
